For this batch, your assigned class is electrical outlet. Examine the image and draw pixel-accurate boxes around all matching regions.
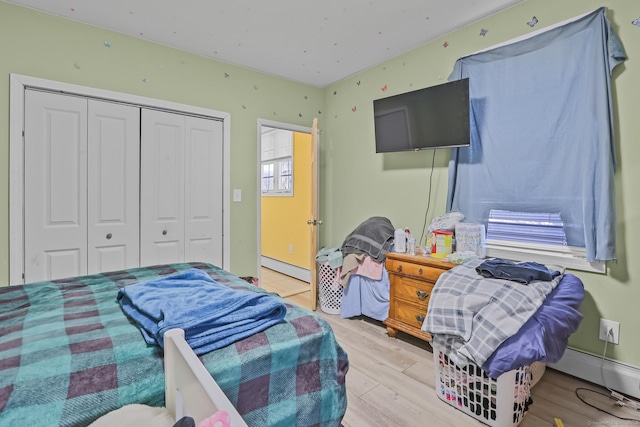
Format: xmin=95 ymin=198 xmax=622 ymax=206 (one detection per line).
xmin=289 ymin=244 xmax=293 ymax=254
xmin=599 ymin=318 xmax=620 ymax=344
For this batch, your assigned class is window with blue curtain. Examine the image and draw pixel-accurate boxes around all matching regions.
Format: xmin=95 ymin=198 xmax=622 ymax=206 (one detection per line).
xmin=445 ymin=7 xmax=626 ymax=262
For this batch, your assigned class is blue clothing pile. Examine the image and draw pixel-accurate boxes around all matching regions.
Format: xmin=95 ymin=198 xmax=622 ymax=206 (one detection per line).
xmin=476 ymin=258 xmax=561 ymax=284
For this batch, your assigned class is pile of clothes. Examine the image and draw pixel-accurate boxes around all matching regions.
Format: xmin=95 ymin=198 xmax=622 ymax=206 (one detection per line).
xmin=315 ymin=216 xmax=395 ymax=286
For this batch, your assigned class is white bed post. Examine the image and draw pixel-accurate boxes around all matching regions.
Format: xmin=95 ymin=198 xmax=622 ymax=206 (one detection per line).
xmin=164 ymin=328 xmax=184 ymax=420
xmin=163 ymin=328 xmax=248 ymax=426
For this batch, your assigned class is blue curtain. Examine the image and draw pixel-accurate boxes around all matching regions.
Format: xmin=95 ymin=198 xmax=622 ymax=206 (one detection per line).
xmin=446 ymin=8 xmax=626 ymax=261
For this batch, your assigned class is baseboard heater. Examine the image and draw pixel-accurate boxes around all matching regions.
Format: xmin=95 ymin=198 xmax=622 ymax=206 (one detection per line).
xmin=550 ymin=348 xmax=640 ymax=400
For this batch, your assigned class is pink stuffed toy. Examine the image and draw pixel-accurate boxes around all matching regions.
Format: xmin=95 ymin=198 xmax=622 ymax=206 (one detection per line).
xmin=197 ymin=410 xmax=230 ymax=427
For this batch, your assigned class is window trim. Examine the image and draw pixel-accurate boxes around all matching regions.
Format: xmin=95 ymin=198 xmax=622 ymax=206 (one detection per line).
xmin=485 ymin=239 xmax=606 ymax=274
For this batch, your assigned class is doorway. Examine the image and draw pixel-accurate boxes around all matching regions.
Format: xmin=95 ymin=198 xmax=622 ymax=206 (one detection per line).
xmin=257 ymin=119 xmax=316 ymax=298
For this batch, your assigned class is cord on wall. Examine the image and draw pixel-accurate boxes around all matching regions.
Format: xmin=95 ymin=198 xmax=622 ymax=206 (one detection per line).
xmin=601 ymin=328 xmax=640 ymax=412
xmin=418 ymin=149 xmax=437 ymax=247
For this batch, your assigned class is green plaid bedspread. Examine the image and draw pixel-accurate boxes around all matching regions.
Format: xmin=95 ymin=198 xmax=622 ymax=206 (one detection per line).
xmin=0 ymin=263 xmax=348 ymax=426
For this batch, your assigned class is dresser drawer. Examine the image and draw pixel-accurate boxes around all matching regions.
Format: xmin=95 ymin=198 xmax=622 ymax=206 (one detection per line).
xmin=387 ymin=259 xmax=447 ymax=282
xmin=394 ymin=277 xmax=433 ymax=307
xmin=395 ymin=300 xmax=428 ymax=330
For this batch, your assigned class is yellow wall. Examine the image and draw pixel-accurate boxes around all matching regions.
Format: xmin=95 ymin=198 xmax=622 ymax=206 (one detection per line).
xmin=261 ymin=132 xmax=312 ymax=269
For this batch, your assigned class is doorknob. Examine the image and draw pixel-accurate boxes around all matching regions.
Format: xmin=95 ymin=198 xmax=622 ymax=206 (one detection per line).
xmin=162 ymin=230 xmax=167 ymax=235
xmin=307 ymin=219 xmax=323 ymax=225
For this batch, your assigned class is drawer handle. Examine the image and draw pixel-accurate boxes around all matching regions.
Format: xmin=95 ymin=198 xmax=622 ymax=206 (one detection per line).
xmin=397 ymin=265 xmax=403 ymax=273
xmin=416 ymin=290 xmax=429 ymax=301
xmin=415 ymin=314 xmax=425 ymax=323
xmin=418 ymin=268 xmax=423 ymax=275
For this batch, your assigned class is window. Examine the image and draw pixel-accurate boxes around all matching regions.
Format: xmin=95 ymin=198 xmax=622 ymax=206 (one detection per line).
xmin=262 ymin=163 xmax=274 ymax=191
xmin=261 ymin=127 xmax=293 ymax=196
xmin=446 ymin=8 xmax=625 ymax=273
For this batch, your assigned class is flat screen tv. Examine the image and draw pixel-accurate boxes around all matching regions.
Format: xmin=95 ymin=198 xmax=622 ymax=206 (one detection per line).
xmin=373 ymin=78 xmax=470 ymax=153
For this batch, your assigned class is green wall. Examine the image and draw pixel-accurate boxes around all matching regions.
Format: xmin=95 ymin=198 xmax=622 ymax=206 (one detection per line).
xmin=0 ymin=1 xmax=322 ymax=280
xmin=321 ymin=0 xmax=640 ymax=368
xmin=2 ymin=0 xmax=639 ymax=369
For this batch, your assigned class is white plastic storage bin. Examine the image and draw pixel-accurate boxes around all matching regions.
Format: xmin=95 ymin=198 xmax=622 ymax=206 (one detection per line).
xmin=317 ymin=261 xmax=343 ymax=314
xmin=433 ymin=346 xmax=532 ymax=427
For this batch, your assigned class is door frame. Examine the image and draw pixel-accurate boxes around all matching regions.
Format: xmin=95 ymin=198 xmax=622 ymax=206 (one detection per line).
xmin=256 ymin=119 xmax=318 ymax=284
xmin=9 ymin=73 xmax=231 ymax=285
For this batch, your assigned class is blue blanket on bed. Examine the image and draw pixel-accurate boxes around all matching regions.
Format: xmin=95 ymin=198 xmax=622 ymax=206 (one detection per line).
xmin=117 ymin=268 xmax=287 ymax=355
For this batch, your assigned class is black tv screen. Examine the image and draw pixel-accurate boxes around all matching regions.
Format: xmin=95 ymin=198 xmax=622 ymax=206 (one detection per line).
xmin=373 ymin=78 xmax=470 ymax=153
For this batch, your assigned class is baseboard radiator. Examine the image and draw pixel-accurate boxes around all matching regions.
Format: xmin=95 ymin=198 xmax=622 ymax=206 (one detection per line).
xmin=550 ymin=348 xmax=640 ymax=400
xmin=260 ymin=257 xmax=311 ymax=283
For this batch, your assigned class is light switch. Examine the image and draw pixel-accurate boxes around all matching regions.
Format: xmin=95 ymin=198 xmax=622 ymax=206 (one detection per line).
xmin=233 ymin=189 xmax=242 ymax=202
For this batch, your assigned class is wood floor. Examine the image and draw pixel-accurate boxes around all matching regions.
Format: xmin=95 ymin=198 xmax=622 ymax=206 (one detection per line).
xmin=260 ymin=267 xmax=640 ymax=427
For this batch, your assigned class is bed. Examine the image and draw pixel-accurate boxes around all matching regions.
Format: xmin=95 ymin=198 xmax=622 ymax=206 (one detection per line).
xmin=0 ymin=262 xmax=348 ymax=426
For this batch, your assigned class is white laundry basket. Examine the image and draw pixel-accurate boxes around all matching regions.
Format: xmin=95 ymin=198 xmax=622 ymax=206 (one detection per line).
xmin=433 ymin=345 xmax=532 ymax=427
xmin=317 ymin=261 xmax=343 ymax=314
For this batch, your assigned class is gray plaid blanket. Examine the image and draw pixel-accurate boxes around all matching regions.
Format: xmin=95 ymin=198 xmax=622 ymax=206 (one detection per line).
xmin=423 ymin=258 xmax=563 ymax=368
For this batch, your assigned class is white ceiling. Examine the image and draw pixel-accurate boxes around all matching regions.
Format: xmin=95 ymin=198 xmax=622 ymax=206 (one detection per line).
xmin=6 ymin=0 xmax=526 ymax=87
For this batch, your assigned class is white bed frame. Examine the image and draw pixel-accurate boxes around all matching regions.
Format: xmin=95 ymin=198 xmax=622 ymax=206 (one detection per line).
xmin=164 ymin=329 xmax=249 ymax=426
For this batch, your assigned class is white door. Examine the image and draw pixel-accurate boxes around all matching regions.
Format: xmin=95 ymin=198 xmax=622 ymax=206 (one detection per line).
xmin=24 ymin=90 xmax=88 ymax=282
xmin=24 ymin=91 xmax=142 ymax=282
xmin=140 ymin=109 xmax=186 ymax=266
xmin=87 ymin=100 xmax=141 ymax=274
xmin=184 ymin=116 xmax=224 ymax=266
xmin=140 ymin=109 xmax=224 ymax=267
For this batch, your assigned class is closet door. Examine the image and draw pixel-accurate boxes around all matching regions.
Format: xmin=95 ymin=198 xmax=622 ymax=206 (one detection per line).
xmin=140 ymin=109 xmax=186 ymax=266
xmin=185 ymin=116 xmax=224 ymax=266
xmin=140 ymin=110 xmax=224 ymax=267
xmin=87 ymin=100 xmax=140 ymax=274
xmin=24 ymin=90 xmax=88 ymax=282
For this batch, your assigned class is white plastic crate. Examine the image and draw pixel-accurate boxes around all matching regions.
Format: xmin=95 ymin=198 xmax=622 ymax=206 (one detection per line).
xmin=433 ymin=346 xmax=532 ymax=427
xmin=317 ymin=261 xmax=343 ymax=314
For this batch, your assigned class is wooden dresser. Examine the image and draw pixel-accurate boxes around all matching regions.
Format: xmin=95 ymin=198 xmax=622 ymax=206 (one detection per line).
xmin=384 ymin=252 xmax=455 ymax=341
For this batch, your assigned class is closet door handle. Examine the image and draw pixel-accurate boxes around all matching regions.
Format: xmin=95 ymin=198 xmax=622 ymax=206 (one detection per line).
xmin=416 ymin=290 xmax=429 ymax=300
xmin=415 ymin=314 xmax=425 ymax=323
xmin=106 ymin=233 xmax=112 ymax=240
xmin=162 ymin=230 xmax=168 ymax=236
